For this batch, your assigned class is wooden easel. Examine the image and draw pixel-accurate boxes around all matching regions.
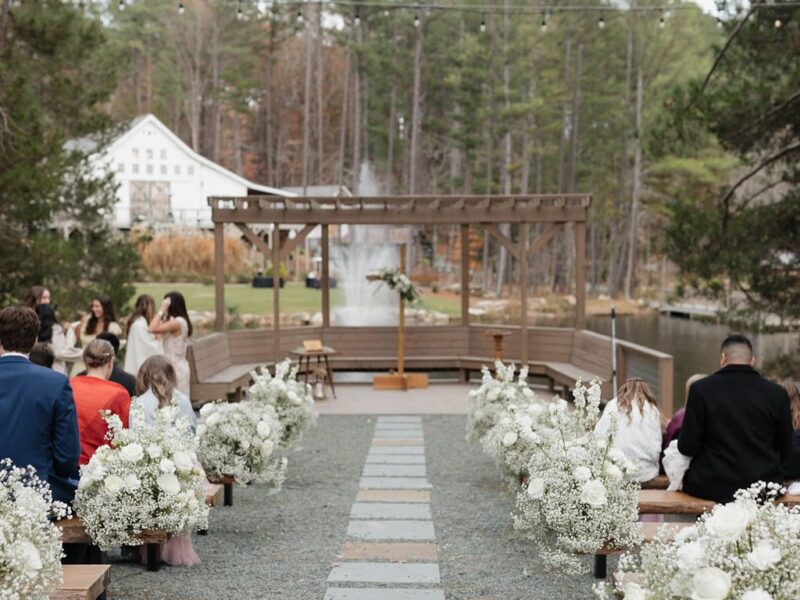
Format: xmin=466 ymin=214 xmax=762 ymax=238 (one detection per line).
xmin=371 ymin=243 xmax=429 ymax=391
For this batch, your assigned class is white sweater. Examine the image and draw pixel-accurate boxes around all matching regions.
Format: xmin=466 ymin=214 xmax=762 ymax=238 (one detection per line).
xmin=595 ymin=398 xmax=663 ymax=482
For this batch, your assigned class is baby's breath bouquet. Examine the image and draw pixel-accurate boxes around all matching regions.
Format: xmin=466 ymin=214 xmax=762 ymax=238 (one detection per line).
xmin=466 ymin=361 xmax=533 ymax=443
xmin=197 ymin=400 xmax=288 ymax=490
xmin=514 ymin=380 xmax=642 ymax=574
xmin=597 ymin=483 xmax=800 ymax=600
xmin=249 ymin=359 xmax=316 ymax=448
xmin=377 ymin=268 xmax=421 ymax=305
xmin=0 ymin=461 xmax=70 ymax=600
xmin=74 ymin=405 xmax=209 ymax=549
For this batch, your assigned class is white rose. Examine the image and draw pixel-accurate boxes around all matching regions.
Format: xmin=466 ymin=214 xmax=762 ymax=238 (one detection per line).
xmin=746 ymin=542 xmax=781 ymax=571
xmin=123 ymin=474 xmax=141 ymax=491
xmin=119 ymin=443 xmax=144 ymax=463
xmin=604 ymin=462 xmax=623 ymax=481
xmin=573 ymin=466 xmax=592 ymax=482
xmin=260 ymin=440 xmax=275 ymax=456
xmin=527 ymin=403 xmax=543 ymax=417
xmin=199 ymin=403 xmax=217 ymax=417
xmin=256 ymin=421 xmax=272 ymax=438
xmin=622 ymin=582 xmax=647 ymax=600
xmin=196 ymin=424 xmax=207 ymax=438
xmin=13 ymin=540 xmax=42 ymax=578
xmin=675 ymin=525 xmax=698 ymax=544
xmin=517 ymin=415 xmax=533 ymax=430
xmin=172 ymin=451 xmax=193 ymax=473
xmin=473 ymin=409 xmax=485 ymax=421
xmin=691 ymin=567 xmax=731 ymax=600
xmin=741 ymin=590 xmax=773 ymax=600
xmin=522 ymin=387 xmax=535 ymax=399
xmin=103 ymin=474 xmax=124 ymax=495
xmin=240 ymin=439 xmax=251 ymax=451
xmin=502 ymin=431 xmax=518 ymax=447
xmin=705 ymin=504 xmax=753 ymax=541
xmin=676 ymin=541 xmax=705 ymax=572
xmin=526 ymin=478 xmax=545 ymax=499
xmin=147 ymin=443 xmax=162 ymax=458
xmin=159 ymin=458 xmax=176 ymax=474
xmin=288 ymin=391 xmax=301 ymax=405
xmin=609 ymin=448 xmax=626 ymax=463
xmin=487 ymin=388 xmax=500 ymax=401
xmin=503 ymin=388 xmax=516 ymax=401
xmin=206 ymin=412 xmax=222 ymax=427
xmin=157 ymin=473 xmax=181 ymax=495
xmin=580 ymin=479 xmax=607 ymax=508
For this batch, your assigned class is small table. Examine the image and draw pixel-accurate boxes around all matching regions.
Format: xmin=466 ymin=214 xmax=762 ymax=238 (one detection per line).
xmin=485 ymin=330 xmax=514 ymax=361
xmin=289 ymin=346 xmax=338 ymax=399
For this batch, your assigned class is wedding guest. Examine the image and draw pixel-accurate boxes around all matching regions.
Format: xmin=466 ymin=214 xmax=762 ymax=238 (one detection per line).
xmin=678 ymin=334 xmax=793 ymax=502
xmin=662 ymin=373 xmax=707 ymax=451
xmin=149 ymin=292 xmax=192 ymax=397
xmin=76 ymin=332 xmax=136 ymax=397
xmin=133 ymin=355 xmax=196 ymax=433
xmin=29 ymin=342 xmax=56 ymax=369
xmin=69 ymin=295 xmax=123 ymax=375
xmin=781 ymin=381 xmax=800 ymax=480
xmin=124 ymin=294 xmax=162 ymax=375
xmin=595 ymin=378 xmax=663 ymax=482
xmin=70 ymin=339 xmax=131 ymax=465
xmin=0 ymin=306 xmax=80 ymax=504
xmin=25 ymin=286 xmax=56 ymax=343
xmin=24 ymin=285 xmax=51 ymax=310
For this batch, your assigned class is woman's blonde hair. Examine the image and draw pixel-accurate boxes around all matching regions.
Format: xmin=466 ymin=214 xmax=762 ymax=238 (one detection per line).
xmin=781 ymin=381 xmax=800 ymax=431
xmin=684 ymin=373 xmax=707 ymax=402
xmin=83 ymin=339 xmax=115 ymax=369
xmin=135 ymin=355 xmax=177 ymax=408
xmin=616 ymin=378 xmax=658 ymax=422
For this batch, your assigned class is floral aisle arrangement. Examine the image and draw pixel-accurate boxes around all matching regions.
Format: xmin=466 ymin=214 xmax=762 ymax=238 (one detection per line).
xmin=596 ymin=483 xmax=800 ymax=600
xmin=513 ymin=380 xmax=642 ymax=574
xmin=74 ymin=405 xmax=209 ymax=549
xmin=197 ymin=401 xmax=288 ymax=490
xmin=248 ymin=359 xmax=316 ymax=448
xmin=466 ymin=362 xmax=534 ymax=443
xmin=0 ymin=460 xmax=70 ymax=600
xmin=376 ymin=268 xmax=421 ymax=305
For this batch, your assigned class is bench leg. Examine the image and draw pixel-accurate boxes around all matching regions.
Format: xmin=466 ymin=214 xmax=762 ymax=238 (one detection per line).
xmin=594 ymin=554 xmax=607 ymax=579
xmin=146 ymin=543 xmax=160 ymax=572
xmin=197 ymin=528 xmax=208 ymax=536
xmin=224 ymin=483 xmax=233 ymax=507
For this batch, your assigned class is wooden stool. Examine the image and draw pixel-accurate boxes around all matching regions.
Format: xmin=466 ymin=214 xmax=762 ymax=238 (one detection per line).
xmin=51 ymin=564 xmax=110 ymax=600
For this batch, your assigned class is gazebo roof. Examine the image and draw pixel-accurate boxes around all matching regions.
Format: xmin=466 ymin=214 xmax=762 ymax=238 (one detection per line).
xmin=208 ymin=194 xmax=591 ymax=225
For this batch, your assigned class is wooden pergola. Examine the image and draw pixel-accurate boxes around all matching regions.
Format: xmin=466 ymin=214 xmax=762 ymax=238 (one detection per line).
xmin=209 ymin=194 xmax=591 ymax=362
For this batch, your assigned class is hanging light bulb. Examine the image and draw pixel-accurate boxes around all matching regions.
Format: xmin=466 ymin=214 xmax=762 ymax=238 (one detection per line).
xmin=774 ymin=18 xmax=782 ymax=28
xmin=414 ymin=7 xmax=420 ymax=27
xmin=716 ymin=17 xmax=722 ymax=28
xmin=178 ymin=1 xmax=184 ymax=14
xmin=659 ymin=10 xmax=665 ymax=29
xmin=297 ymin=8 xmax=304 ymax=23
xmin=383 ymin=8 xmax=389 ymax=17
xmin=479 ymin=15 xmax=486 ymax=33
xmin=237 ymin=6 xmax=244 ymax=20
xmin=354 ymin=7 xmax=361 ymax=26
xmin=598 ymin=12 xmax=605 ymax=29
xmin=118 ymin=0 xmax=125 ymax=11
xmin=540 ymin=12 xmax=547 ymax=32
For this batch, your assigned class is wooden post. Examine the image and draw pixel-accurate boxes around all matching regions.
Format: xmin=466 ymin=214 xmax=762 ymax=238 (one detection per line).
xmin=461 ymin=224 xmax=469 ymax=326
xmin=575 ymin=221 xmax=587 ymax=330
xmin=214 ymin=223 xmax=225 ymax=331
xmin=519 ymin=223 xmax=529 ymax=364
xmin=321 ymin=224 xmax=330 ymax=328
xmin=272 ymin=223 xmax=281 ymax=360
xmin=398 ymin=242 xmax=406 ymax=377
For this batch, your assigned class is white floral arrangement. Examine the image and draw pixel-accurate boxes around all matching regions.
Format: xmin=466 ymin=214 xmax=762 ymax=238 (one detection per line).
xmin=73 ymin=405 xmax=209 ymax=549
xmin=376 ymin=268 xmax=421 ymax=305
xmin=597 ymin=482 xmax=800 ymax=600
xmin=466 ymin=362 xmax=533 ymax=443
xmin=197 ymin=400 xmax=288 ymax=490
xmin=0 ymin=460 xmax=70 ymax=600
xmin=248 ymin=359 xmax=316 ymax=448
xmin=513 ymin=380 xmax=642 ymax=574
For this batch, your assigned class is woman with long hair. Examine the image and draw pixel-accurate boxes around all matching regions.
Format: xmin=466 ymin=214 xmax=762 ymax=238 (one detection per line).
xmin=662 ymin=373 xmax=707 ymax=451
xmin=123 ymin=294 xmax=162 ymax=375
xmin=595 ymin=378 xmax=663 ymax=482
xmin=132 ymin=355 xmax=195 ymax=432
xmin=781 ymin=381 xmax=800 ymax=480
xmin=149 ymin=291 xmax=193 ymax=397
xmin=68 ymin=295 xmax=122 ymax=375
xmin=24 ymin=285 xmax=56 ymax=343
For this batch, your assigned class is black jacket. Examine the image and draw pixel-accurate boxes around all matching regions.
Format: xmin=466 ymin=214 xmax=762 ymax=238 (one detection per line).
xmin=783 ymin=430 xmax=800 ymax=480
xmin=678 ymin=364 xmax=792 ymax=503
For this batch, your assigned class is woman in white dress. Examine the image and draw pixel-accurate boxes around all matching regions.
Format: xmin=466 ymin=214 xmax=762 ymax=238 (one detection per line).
xmin=595 ymin=378 xmax=663 ymax=483
xmin=149 ymin=292 xmax=192 ymax=397
xmin=123 ymin=294 xmax=162 ymax=375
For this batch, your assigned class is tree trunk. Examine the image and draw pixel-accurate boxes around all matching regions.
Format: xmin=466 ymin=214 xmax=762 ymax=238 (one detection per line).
xmin=264 ymin=16 xmax=277 ymax=186
xmin=556 ymin=35 xmax=572 ymax=192
xmin=351 ymin=21 xmax=362 ymax=192
xmin=624 ymin=67 xmax=644 ymax=300
xmin=408 ymin=22 xmax=423 ymax=194
xmin=0 ymin=0 xmax=11 ymax=54
xmin=232 ymin=111 xmax=243 ymax=174
xmin=337 ymin=41 xmax=351 ymax=186
xmin=567 ymin=44 xmax=583 ymax=193
xmin=210 ymin=23 xmax=221 ymax=163
xmin=315 ymin=3 xmax=324 ymax=184
xmin=386 ymin=79 xmax=397 ymax=193
xmin=301 ymin=13 xmax=313 ymax=191
xmin=495 ymin=0 xmax=512 ymax=297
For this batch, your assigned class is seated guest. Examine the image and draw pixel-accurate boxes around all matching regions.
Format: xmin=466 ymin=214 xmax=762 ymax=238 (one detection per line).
xmin=70 ymin=339 xmax=131 ymax=465
xmin=662 ymin=373 xmax=707 ymax=457
xmin=123 ymin=294 xmax=162 ymax=375
xmin=77 ymin=332 xmax=136 ymax=397
xmin=595 ymin=378 xmax=663 ymax=482
xmin=0 ymin=306 xmax=80 ymax=504
xmin=781 ymin=381 xmax=800 ymax=480
xmin=29 ymin=342 xmax=56 ymax=369
xmin=678 ymin=334 xmax=793 ymax=502
xmin=133 ymin=355 xmax=196 ymax=433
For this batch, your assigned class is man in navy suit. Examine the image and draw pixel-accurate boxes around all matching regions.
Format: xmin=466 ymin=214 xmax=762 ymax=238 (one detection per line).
xmin=0 ymin=306 xmax=80 ymax=504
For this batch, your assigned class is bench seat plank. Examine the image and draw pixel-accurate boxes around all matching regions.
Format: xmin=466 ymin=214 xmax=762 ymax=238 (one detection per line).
xmin=55 ymin=518 xmax=169 ymax=545
xmin=204 ymin=363 xmax=261 ymax=384
xmin=50 ymin=565 xmax=110 ymax=600
xmin=638 ymin=490 xmax=716 ymax=515
xmin=544 ymin=361 xmax=607 ymax=385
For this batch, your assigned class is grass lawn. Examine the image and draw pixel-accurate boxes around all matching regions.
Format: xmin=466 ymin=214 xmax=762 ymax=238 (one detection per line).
xmin=135 ymin=282 xmax=461 ymax=317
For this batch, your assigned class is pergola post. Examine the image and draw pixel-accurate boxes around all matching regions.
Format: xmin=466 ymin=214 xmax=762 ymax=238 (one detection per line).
xmin=214 ymin=223 xmax=225 ymax=332
xmin=519 ymin=223 xmax=529 ymax=364
xmin=321 ymin=224 xmax=330 ymax=328
xmin=272 ymin=223 xmax=281 ymax=360
xmin=575 ymin=221 xmax=587 ymax=330
xmin=460 ymin=224 xmax=469 ymax=326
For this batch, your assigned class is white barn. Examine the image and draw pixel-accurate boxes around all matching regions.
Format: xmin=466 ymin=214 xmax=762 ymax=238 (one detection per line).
xmin=70 ymin=113 xmax=293 ymax=230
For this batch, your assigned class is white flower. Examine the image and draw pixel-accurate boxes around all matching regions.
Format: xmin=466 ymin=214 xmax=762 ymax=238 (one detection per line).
xmin=288 ymin=391 xmax=301 ymax=405
xmin=156 ymin=473 xmax=181 ymax=495
xmin=241 ymin=439 xmax=251 ymax=451
xmin=741 ymin=590 xmax=773 ymax=600
xmin=676 ymin=541 xmax=705 ymax=572
xmin=196 ymin=424 xmax=207 ymax=438
xmin=517 ymin=414 xmax=533 ymax=430
xmin=172 ymin=451 xmax=193 ymax=473
xmin=206 ymin=412 xmax=222 ymax=427
xmin=123 ymin=474 xmax=141 ymax=491
xmin=103 ymin=474 xmax=124 ymax=495
xmin=199 ymin=403 xmax=217 ymax=417
xmin=580 ymin=479 xmax=607 ymax=508
xmin=746 ymin=542 xmax=781 ymax=571
xmin=675 ymin=525 xmax=698 ymax=544
xmin=503 ymin=388 xmax=517 ymax=401
xmin=159 ymin=458 xmax=176 ymax=474
xmin=256 ymin=421 xmax=272 ymax=438
xmin=13 ymin=540 xmax=43 ymax=578
xmin=622 ymin=582 xmax=647 ymax=600
xmin=260 ymin=440 xmax=275 ymax=456
xmin=146 ymin=443 xmax=162 ymax=458
xmin=487 ymin=388 xmax=500 ymax=401
xmin=119 ymin=443 xmax=144 ymax=463
xmin=502 ymin=431 xmax=518 ymax=447
xmin=574 ymin=466 xmax=592 ymax=482
xmin=522 ymin=387 xmax=535 ymax=399
xmin=691 ymin=567 xmax=731 ymax=600
xmin=705 ymin=504 xmax=753 ymax=541
xmin=527 ymin=403 xmax=543 ymax=417
xmin=527 ymin=478 xmax=545 ymax=499
xmin=604 ymin=462 xmax=623 ymax=481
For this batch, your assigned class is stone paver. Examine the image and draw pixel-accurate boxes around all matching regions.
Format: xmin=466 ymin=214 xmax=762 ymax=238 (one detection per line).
xmin=327 ymin=562 xmax=440 ymax=584
xmin=375 ymin=424 xmax=425 ymax=430
xmin=347 ymin=520 xmax=435 ymax=541
xmin=372 ymin=439 xmax=425 ymax=446
xmin=376 ymin=416 xmax=424 ymax=422
xmin=339 ymin=542 xmax=438 ymax=561
xmin=324 ymin=588 xmax=445 ymax=600
xmin=350 ymin=502 xmax=432 ymax=520
xmin=375 ymin=430 xmax=425 ymax=439
xmin=368 ymin=447 xmax=425 ymax=455
xmin=363 ymin=464 xmax=427 ymax=477
xmin=360 ymin=477 xmax=431 ymax=489
xmin=366 ymin=454 xmax=427 ymax=464
xmin=356 ymin=490 xmax=431 ymax=503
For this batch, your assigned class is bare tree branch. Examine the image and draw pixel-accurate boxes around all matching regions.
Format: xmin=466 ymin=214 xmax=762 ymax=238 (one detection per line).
xmin=728 ymin=89 xmax=800 ymax=140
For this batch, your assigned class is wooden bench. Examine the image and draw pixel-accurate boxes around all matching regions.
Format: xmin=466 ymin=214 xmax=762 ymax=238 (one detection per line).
xmin=51 ymin=565 xmax=110 ymax=600
xmin=594 ymin=521 xmax=693 ymax=578
xmin=638 ymin=489 xmax=800 ymax=515
xmin=640 ymin=475 xmax=669 ymax=490
xmin=207 ymin=475 xmax=236 ymax=507
xmin=187 ymin=333 xmax=265 ymax=408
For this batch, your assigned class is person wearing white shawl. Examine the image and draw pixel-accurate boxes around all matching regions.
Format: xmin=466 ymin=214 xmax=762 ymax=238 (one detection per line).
xmin=123 ymin=295 xmax=162 ymax=375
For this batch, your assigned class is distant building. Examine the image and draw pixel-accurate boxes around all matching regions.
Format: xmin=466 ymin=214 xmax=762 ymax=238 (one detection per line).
xmin=67 ymin=113 xmax=292 ymax=230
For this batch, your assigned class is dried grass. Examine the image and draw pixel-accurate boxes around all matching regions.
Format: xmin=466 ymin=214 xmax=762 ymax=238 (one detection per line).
xmin=138 ymin=233 xmax=248 ymax=276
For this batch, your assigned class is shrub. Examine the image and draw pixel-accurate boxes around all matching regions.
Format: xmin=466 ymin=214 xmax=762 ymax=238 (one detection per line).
xmin=137 ymin=233 xmax=249 ymax=278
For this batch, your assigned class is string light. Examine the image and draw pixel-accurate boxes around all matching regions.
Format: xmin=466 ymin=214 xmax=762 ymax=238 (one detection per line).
xmin=716 ymin=16 xmax=722 ymax=27
xmin=414 ymin=7 xmax=420 ymax=27
xmin=178 ymin=1 xmax=184 ymax=14
xmin=598 ymin=12 xmax=605 ymax=28
xmin=479 ymin=15 xmax=486 ymax=33
xmin=774 ymin=18 xmax=782 ymax=28
xmin=659 ymin=10 xmax=666 ymax=28
xmin=118 ymin=0 xmax=124 ymax=11
xmin=383 ymin=8 xmax=390 ymax=17
xmin=540 ymin=11 xmax=547 ymax=32
xmin=354 ymin=7 xmax=361 ymax=26
xmin=297 ymin=8 xmax=303 ymax=23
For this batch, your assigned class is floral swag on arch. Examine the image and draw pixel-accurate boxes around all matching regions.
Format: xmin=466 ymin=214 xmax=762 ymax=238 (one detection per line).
xmin=376 ymin=268 xmax=421 ymax=306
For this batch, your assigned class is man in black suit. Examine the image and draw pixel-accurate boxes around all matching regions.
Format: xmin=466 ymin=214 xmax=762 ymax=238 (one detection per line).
xmin=678 ymin=334 xmax=793 ymax=502
xmin=77 ymin=332 xmax=136 ymax=397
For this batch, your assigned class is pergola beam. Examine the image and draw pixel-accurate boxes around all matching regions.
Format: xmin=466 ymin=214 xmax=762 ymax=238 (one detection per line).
xmin=235 ymin=222 xmax=271 ymax=257
xmin=279 ymin=223 xmax=318 ymax=262
xmin=528 ymin=222 xmax=562 ymax=256
xmin=484 ymin=223 xmax=520 ymax=260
